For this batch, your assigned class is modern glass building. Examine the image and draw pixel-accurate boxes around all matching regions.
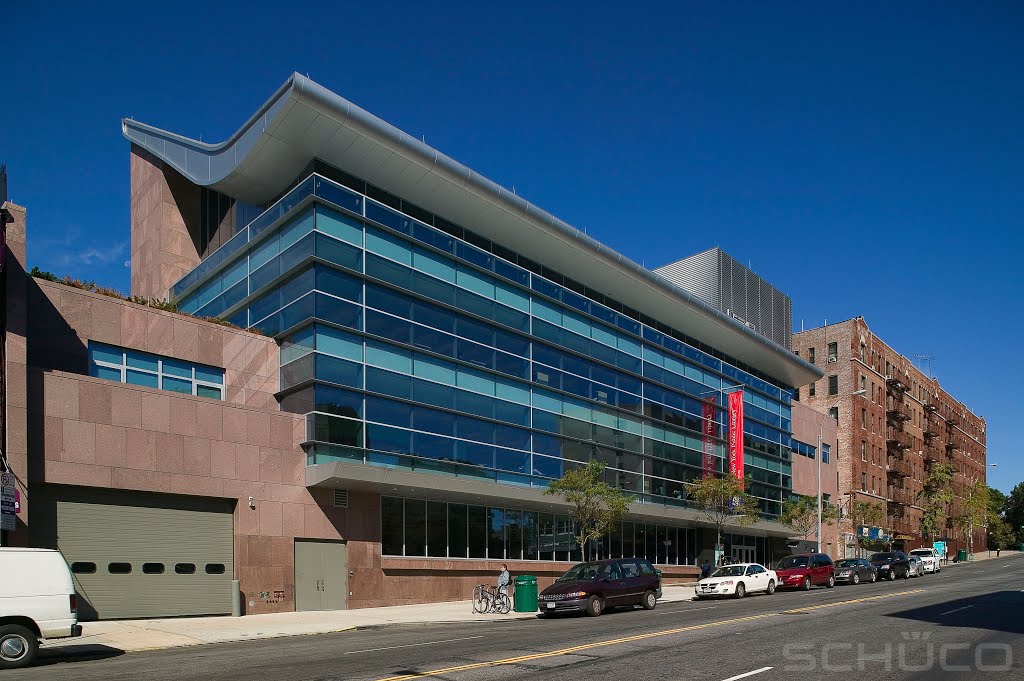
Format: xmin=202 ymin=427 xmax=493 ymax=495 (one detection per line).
xmin=121 ymin=73 xmax=820 ymax=582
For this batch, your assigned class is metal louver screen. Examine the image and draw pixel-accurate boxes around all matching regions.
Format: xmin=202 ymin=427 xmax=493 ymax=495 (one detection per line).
xmin=333 ymin=489 xmax=349 ymax=508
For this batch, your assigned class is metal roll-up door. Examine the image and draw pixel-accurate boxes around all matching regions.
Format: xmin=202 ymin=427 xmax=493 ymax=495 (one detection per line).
xmin=56 ymin=494 xmax=234 ymax=620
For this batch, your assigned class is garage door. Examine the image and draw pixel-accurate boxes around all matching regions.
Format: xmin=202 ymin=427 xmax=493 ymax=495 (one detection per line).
xmin=56 ymin=496 xmax=234 ymax=620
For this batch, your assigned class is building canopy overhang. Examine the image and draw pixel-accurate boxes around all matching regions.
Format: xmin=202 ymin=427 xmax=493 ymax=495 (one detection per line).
xmin=122 ymin=73 xmax=821 ymax=388
xmin=306 ymin=459 xmax=796 ymax=539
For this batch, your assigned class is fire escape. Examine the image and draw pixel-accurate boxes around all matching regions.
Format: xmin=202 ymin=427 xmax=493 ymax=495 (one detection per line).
xmin=885 ymin=375 xmax=913 ymax=532
xmin=923 ymin=402 xmax=943 ymax=467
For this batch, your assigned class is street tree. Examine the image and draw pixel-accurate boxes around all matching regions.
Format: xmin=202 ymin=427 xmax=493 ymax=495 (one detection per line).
xmin=988 ymin=486 xmax=1008 ymax=519
xmin=780 ymin=494 xmax=840 ymax=543
xmin=989 ymin=520 xmax=1016 ymax=554
xmin=919 ymin=463 xmax=956 ymax=539
xmin=1004 ymin=482 xmax=1024 ymax=543
xmin=688 ymin=474 xmax=761 ymax=561
xmin=955 ymin=479 xmax=988 ymax=554
xmin=544 ymin=460 xmax=633 ymax=560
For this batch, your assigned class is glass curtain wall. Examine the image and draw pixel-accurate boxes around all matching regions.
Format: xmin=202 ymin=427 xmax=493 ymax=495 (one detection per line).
xmin=381 ymin=496 xmax=699 ymax=565
xmin=174 ymin=170 xmax=795 ymax=516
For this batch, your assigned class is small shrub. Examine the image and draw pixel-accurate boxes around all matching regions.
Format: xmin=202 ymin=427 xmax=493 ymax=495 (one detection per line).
xmin=28 ymin=268 xmax=260 ymax=335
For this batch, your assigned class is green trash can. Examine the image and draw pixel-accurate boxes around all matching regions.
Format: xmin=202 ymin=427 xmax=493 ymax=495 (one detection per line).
xmin=1020 ymin=543 xmax=1024 ymax=553
xmin=513 ymin=575 xmax=538 ymax=612
xmin=957 ymin=548 xmax=968 ymax=563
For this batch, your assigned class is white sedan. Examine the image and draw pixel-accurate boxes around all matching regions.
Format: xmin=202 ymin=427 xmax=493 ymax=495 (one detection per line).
xmin=909 ymin=548 xmax=940 ymax=573
xmin=695 ymin=562 xmax=778 ymax=599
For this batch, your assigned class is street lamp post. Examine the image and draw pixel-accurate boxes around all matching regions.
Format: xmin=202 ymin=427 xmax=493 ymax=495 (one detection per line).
xmin=817 ymin=389 xmax=867 ymax=554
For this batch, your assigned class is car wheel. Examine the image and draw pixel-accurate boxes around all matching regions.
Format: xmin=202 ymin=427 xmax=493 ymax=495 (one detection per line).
xmin=802 ymin=576 xmax=812 ymax=591
xmin=766 ymin=580 xmax=776 ymax=595
xmin=826 ymin=575 xmax=835 ymax=588
xmin=0 ymin=625 xmax=38 ymax=670
xmin=734 ymin=582 xmax=745 ymax=599
xmin=585 ymin=595 xmax=604 ymax=617
xmin=902 ymin=567 xmax=910 ymax=579
xmin=852 ymin=573 xmax=860 ymax=585
xmin=870 ymin=571 xmax=877 ymax=583
xmin=642 ymin=590 xmax=657 ymax=610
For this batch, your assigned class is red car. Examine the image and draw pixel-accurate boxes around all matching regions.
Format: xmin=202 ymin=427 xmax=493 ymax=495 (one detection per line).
xmin=775 ymin=553 xmax=835 ymax=590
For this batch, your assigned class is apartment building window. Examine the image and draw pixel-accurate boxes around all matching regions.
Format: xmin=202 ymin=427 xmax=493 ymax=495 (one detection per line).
xmin=809 ymin=382 xmax=816 ymax=397
xmin=88 ymin=342 xmax=225 ymax=400
xmin=861 ymin=472 xmax=867 ymax=491
xmin=828 ymin=375 xmax=838 ymax=395
xmin=822 ymin=444 xmax=830 ymax=464
xmin=860 ymin=343 xmax=866 ymax=362
xmin=827 ymin=342 xmax=838 ymax=362
xmin=861 ymin=408 xmax=867 ymax=429
xmin=860 ymin=374 xmax=866 ymax=391
xmin=829 ymin=407 xmax=839 ymax=421
xmin=861 ymin=441 xmax=867 ymax=462
xmin=808 ymin=347 xmax=816 ymax=364
xmin=793 ymin=387 xmax=800 ymax=401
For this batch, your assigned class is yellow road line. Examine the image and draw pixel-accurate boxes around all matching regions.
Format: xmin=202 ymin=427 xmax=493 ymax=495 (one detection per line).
xmin=373 ymin=589 xmax=925 ymax=681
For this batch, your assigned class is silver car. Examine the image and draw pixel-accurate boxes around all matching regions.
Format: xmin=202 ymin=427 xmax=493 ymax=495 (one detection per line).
xmin=907 ymin=555 xmax=925 ymax=577
xmin=909 ymin=548 xmax=940 ymax=573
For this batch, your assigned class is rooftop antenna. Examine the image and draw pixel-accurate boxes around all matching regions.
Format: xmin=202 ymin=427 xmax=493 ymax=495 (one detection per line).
xmin=910 ymin=353 xmax=934 ymax=379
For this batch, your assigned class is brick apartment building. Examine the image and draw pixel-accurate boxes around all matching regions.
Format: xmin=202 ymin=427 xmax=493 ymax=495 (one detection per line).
xmin=793 ymin=317 xmax=987 ymax=556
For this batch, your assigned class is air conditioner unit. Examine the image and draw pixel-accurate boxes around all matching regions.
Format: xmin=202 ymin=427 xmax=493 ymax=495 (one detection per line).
xmin=827 ymin=357 xmax=838 ymax=364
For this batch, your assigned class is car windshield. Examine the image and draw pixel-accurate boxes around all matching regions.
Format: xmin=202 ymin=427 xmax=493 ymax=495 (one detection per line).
xmin=835 ymin=560 xmax=858 ymax=568
xmin=910 ymin=550 xmax=932 ymax=556
xmin=871 ymin=553 xmax=897 ymax=561
xmin=711 ymin=566 xmax=746 ymax=577
xmin=777 ymin=556 xmax=808 ymax=569
xmin=557 ymin=562 xmax=603 ymax=581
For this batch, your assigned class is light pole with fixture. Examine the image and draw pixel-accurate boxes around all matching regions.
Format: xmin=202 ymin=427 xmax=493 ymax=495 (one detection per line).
xmin=817 ymin=389 xmax=867 ymax=554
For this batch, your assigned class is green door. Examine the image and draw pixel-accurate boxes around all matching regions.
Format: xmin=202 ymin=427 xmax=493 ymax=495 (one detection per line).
xmin=56 ymin=495 xmax=233 ymax=620
xmin=294 ymin=540 xmax=347 ymax=611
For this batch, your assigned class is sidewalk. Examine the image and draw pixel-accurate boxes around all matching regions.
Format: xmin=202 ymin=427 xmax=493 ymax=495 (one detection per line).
xmin=943 ymin=549 xmax=1023 ymax=565
xmin=44 ymin=583 xmax=699 ymax=656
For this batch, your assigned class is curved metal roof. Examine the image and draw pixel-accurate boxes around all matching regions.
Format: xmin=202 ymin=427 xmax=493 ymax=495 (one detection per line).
xmin=122 ymin=73 xmax=821 ymax=388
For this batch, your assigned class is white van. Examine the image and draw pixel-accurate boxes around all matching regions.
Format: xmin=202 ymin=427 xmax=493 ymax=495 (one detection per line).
xmin=0 ymin=548 xmax=81 ymax=669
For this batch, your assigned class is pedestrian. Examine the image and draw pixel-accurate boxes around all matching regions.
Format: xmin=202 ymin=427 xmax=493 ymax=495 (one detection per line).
xmin=497 ymin=563 xmax=510 ymax=597
xmin=997 ymin=547 xmax=1001 ymax=557
xmin=700 ymin=559 xmax=712 ymax=579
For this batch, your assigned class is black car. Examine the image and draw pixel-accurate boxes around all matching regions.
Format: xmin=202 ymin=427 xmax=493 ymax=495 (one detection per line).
xmin=869 ymin=551 xmax=911 ymax=580
xmin=833 ymin=558 xmax=877 ymax=585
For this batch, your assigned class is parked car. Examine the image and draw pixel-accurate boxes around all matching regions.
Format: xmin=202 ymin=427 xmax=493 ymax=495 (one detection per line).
xmin=775 ymin=553 xmax=835 ymax=590
xmin=833 ymin=558 xmax=877 ymax=585
xmin=538 ymin=558 xmax=661 ymax=616
xmin=909 ymin=548 xmax=940 ymax=573
xmin=907 ymin=555 xmax=925 ymax=577
xmin=869 ymin=551 xmax=911 ymax=580
xmin=695 ymin=562 xmax=778 ymax=599
xmin=0 ymin=548 xmax=81 ymax=669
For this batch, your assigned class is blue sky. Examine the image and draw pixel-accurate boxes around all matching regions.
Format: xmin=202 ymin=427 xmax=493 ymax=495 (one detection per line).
xmin=3 ymin=2 xmax=1022 ymax=492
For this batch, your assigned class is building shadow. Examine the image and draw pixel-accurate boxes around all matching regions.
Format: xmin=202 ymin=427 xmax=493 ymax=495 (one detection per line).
xmin=885 ymin=590 xmax=1024 ymax=636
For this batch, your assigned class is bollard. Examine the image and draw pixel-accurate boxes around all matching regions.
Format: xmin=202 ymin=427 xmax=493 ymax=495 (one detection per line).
xmin=231 ymin=579 xmax=242 ymax=617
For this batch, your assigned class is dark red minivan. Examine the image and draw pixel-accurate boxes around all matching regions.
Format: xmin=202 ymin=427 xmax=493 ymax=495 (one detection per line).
xmin=538 ymin=558 xmax=661 ymax=616
xmin=775 ymin=553 xmax=835 ymax=590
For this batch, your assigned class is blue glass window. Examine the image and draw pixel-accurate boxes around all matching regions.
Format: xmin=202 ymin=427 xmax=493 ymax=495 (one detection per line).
xmin=89 ymin=342 xmax=224 ymax=399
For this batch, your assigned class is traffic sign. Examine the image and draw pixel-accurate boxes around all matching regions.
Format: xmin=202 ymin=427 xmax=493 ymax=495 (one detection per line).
xmin=0 ymin=514 xmax=14 ymax=531
xmin=0 ymin=472 xmax=12 ymax=487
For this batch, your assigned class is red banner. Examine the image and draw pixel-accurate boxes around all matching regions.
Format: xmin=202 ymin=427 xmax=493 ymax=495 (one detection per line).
xmin=728 ymin=391 xmax=744 ymax=480
xmin=701 ymin=396 xmax=717 ymax=478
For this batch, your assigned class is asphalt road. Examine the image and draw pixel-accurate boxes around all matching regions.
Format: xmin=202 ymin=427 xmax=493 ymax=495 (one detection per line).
xmin=14 ymin=558 xmax=1023 ymax=681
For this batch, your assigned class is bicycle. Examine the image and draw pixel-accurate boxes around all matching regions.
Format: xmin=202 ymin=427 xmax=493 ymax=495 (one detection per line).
xmin=472 ymin=584 xmax=511 ymax=614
